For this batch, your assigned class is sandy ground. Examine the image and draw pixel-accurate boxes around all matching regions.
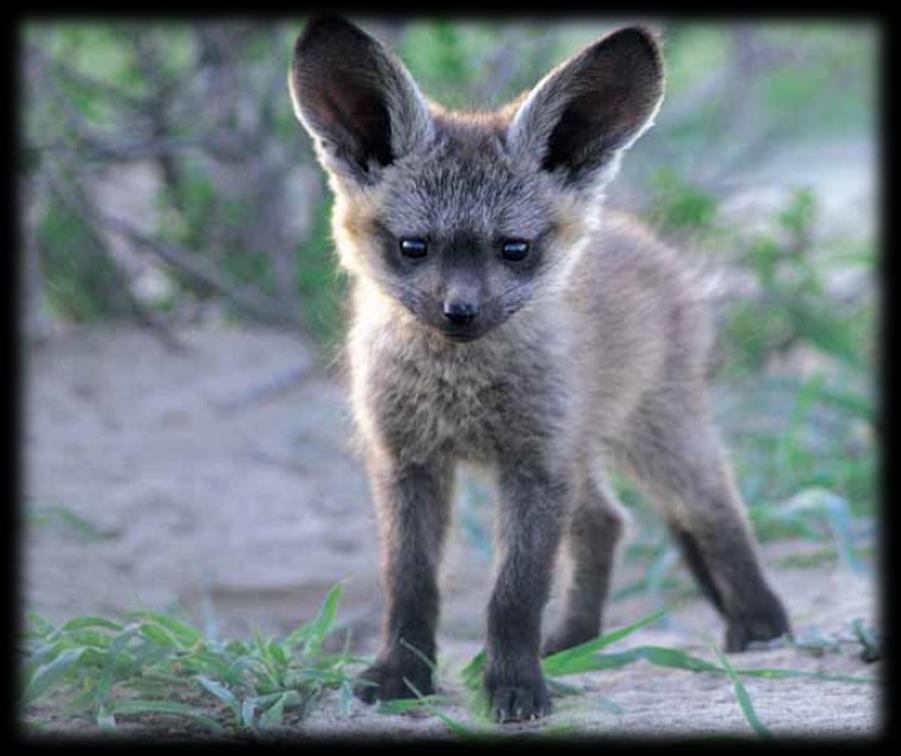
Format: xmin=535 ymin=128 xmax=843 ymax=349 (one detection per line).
xmin=21 ymin=324 xmax=881 ymax=739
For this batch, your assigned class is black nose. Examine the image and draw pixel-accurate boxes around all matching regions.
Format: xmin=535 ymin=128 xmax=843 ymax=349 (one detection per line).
xmin=443 ymin=301 xmax=479 ymax=325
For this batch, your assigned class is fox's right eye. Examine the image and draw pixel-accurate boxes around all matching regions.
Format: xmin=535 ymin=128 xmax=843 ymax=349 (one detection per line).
xmin=399 ymin=238 xmax=428 ymax=259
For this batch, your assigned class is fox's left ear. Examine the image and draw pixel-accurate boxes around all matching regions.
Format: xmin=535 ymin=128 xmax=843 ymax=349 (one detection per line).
xmin=506 ymin=26 xmax=664 ymax=192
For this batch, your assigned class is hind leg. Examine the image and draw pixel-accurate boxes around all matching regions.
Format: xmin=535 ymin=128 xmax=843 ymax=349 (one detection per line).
xmin=542 ymin=473 xmax=626 ymax=656
xmin=620 ymin=397 xmax=790 ymax=651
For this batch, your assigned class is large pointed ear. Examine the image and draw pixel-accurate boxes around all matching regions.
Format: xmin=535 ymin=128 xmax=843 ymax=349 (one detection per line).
xmin=506 ymin=26 xmax=664 ymax=192
xmin=289 ymin=15 xmax=433 ymax=185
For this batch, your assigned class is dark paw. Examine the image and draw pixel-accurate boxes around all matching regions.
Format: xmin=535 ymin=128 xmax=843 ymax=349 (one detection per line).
xmin=490 ymin=683 xmax=551 ymax=722
xmin=541 ymin=622 xmax=599 ymax=657
xmin=353 ymin=660 xmax=433 ymax=704
xmin=485 ymin=659 xmax=551 ymax=723
xmin=725 ymin=601 xmax=791 ymax=652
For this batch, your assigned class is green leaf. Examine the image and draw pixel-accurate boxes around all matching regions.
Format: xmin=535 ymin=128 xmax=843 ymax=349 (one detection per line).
xmin=25 ymin=611 xmax=56 ymax=638
xmin=259 ymin=693 xmax=286 ymax=728
xmin=542 ymin=608 xmax=667 ymax=677
xmin=285 ymin=583 xmax=344 ymax=656
xmin=399 ymin=638 xmax=438 ymax=672
xmin=604 ymin=645 xmax=723 ymax=674
xmin=851 ymin=619 xmax=880 ymax=662
xmin=92 ymin=623 xmax=143 ymax=704
xmin=60 ymin=616 xmax=123 ymax=634
xmin=23 ymin=647 xmax=88 ymax=703
xmin=338 ymin=680 xmax=354 ymax=719
xmin=139 ymin=622 xmax=180 ymax=648
xmin=267 ymin=640 xmax=288 ymax=667
xmin=376 ymin=695 xmax=445 ymax=714
xmin=241 ymin=697 xmax=258 ymax=730
xmin=196 ymin=675 xmax=241 ymax=724
xmin=595 ymin=695 xmax=624 ymax=716
xmin=402 ymin=677 xmax=480 ymax=739
xmin=711 ymin=643 xmax=774 ymax=739
xmin=27 ymin=505 xmax=107 ymax=542
xmin=461 ymin=650 xmax=486 ymax=691
xmin=96 ymin=704 xmax=117 ymax=732
xmin=590 ymin=644 xmax=875 ymax=684
xmin=125 ymin=611 xmax=201 ymax=648
xmin=108 ymin=699 xmax=225 ymax=734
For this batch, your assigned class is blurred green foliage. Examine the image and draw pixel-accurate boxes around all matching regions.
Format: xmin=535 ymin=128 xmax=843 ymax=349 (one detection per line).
xmin=646 ymin=168 xmax=719 ymax=234
xmin=723 ymin=188 xmax=873 ymax=374
xmin=37 ymin=187 xmax=134 ymax=321
xmin=295 ymin=196 xmax=348 ymax=351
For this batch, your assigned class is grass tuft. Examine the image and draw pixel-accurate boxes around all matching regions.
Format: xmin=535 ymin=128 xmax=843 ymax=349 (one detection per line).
xmin=20 ymin=584 xmax=355 ymax=735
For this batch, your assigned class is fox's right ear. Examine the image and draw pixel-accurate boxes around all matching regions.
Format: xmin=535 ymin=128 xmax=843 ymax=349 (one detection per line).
xmin=289 ymin=15 xmax=433 ymax=186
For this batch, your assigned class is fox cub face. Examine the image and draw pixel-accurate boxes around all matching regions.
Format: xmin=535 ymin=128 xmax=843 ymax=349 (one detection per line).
xmin=290 ymin=16 xmax=664 ymax=342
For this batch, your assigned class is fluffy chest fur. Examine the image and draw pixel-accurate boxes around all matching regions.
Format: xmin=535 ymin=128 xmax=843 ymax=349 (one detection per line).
xmin=347 ymin=283 xmax=575 ymax=466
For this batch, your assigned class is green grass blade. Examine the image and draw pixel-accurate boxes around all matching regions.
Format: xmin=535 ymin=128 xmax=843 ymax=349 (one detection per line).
xmin=399 ymin=638 xmax=438 ymax=672
xmin=338 ymin=680 xmax=354 ymax=718
xmin=241 ymin=697 xmax=257 ymax=730
xmin=25 ymin=611 xmax=56 ymax=639
xmin=138 ymin=621 xmax=181 ymax=649
xmin=711 ymin=643 xmax=774 ymax=739
xmin=259 ymin=693 xmax=285 ymax=728
xmin=27 ymin=505 xmax=107 ymax=542
xmin=286 ymin=582 xmax=344 ymax=655
xmin=125 ymin=611 xmax=201 ymax=648
xmin=196 ymin=675 xmax=241 ymax=724
xmin=402 ymin=677 xmax=480 ymax=739
xmin=59 ymin=617 xmax=124 ymax=633
xmin=431 ymin=709 xmax=482 ymax=739
xmin=461 ymin=650 xmax=486 ymax=691
xmin=601 ymin=645 xmax=723 ymax=674
xmin=851 ymin=618 xmax=880 ymax=662
xmin=23 ymin=647 xmax=88 ymax=703
xmin=542 ymin=608 xmax=667 ymax=677
xmin=96 ymin=704 xmax=117 ymax=732
xmin=108 ymin=699 xmax=225 ymax=734
xmin=593 ymin=644 xmax=875 ymax=684
xmin=376 ymin=694 xmax=446 ymax=715
xmin=734 ymin=667 xmax=874 ymax=684
xmin=266 ymin=639 xmax=288 ymax=668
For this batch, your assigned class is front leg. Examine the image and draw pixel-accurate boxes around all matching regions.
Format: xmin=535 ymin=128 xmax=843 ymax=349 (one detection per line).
xmin=354 ymin=452 xmax=454 ymax=703
xmin=485 ymin=462 xmax=569 ymax=722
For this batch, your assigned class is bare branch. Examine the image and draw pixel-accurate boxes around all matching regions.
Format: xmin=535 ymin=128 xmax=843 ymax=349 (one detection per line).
xmin=95 ymin=212 xmax=309 ymax=334
xmin=38 ymin=164 xmax=189 ymax=351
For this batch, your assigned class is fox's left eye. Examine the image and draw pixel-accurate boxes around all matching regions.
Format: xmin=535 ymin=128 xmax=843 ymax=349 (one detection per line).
xmin=399 ymin=238 xmax=428 ymax=259
xmin=501 ymin=239 xmax=530 ymax=262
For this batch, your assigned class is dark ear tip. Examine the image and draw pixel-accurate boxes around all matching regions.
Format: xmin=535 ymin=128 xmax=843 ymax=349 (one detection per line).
xmin=294 ymin=14 xmax=368 ymax=58
xmin=616 ymin=24 xmax=664 ymax=46
xmin=303 ymin=13 xmax=355 ymax=34
xmin=600 ymin=25 xmax=664 ymax=72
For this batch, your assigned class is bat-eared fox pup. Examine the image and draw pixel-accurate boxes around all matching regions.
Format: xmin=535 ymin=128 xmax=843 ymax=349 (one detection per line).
xmin=289 ymin=15 xmax=791 ymax=722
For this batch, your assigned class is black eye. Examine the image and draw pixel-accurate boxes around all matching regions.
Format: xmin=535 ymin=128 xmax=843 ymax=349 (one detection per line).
xmin=501 ymin=239 xmax=530 ymax=262
xmin=399 ymin=238 xmax=428 ymax=259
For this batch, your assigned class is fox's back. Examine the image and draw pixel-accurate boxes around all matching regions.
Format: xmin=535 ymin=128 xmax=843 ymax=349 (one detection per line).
xmin=564 ymin=211 xmax=714 ymax=426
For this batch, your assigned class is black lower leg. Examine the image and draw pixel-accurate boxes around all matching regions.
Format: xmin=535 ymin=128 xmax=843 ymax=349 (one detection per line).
xmin=485 ymin=464 xmax=568 ymax=722
xmin=542 ymin=494 xmax=623 ymax=656
xmin=354 ymin=457 xmax=452 ymax=702
xmin=669 ymin=523 xmax=726 ymax=614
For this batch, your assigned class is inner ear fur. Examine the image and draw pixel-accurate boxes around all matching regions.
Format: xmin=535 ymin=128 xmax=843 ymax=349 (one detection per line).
xmin=289 ymin=15 xmax=432 ymax=183
xmin=507 ymin=26 xmax=664 ymax=187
